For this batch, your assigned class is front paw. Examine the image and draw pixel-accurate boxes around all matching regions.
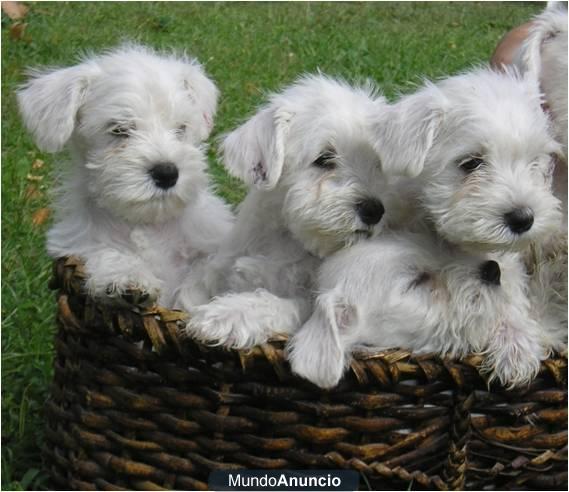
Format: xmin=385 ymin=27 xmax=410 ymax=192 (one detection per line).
xmin=483 ymin=345 xmax=542 ymax=389
xmin=184 ymin=301 xmax=261 ymax=349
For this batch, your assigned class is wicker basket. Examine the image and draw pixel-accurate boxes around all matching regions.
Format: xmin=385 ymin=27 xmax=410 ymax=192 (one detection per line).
xmin=43 ymin=257 xmax=568 ymax=491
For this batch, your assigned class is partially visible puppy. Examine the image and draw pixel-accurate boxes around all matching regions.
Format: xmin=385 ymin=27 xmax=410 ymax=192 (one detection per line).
xmin=288 ymin=233 xmax=546 ymax=389
xmin=177 ymin=75 xmax=399 ymax=348
xmin=18 ymin=44 xmax=234 ymax=307
xmin=375 ymin=66 xmax=563 ymax=253
xmin=514 ymin=1 xmax=568 ymax=158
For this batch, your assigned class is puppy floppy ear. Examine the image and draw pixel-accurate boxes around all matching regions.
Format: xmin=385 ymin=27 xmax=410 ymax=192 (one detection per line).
xmin=17 ymin=64 xmax=93 ymax=152
xmin=372 ymin=84 xmax=448 ymax=178
xmin=516 ymin=2 xmax=567 ymax=79
xmin=287 ymin=292 xmax=356 ymax=389
xmin=182 ymin=62 xmax=219 ymax=141
xmin=219 ymin=106 xmax=291 ymax=190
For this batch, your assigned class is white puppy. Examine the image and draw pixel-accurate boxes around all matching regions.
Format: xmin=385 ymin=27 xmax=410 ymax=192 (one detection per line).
xmin=288 ymin=234 xmax=546 ymax=389
xmin=18 ymin=45 xmax=233 ymax=307
xmin=375 ymin=66 xmax=563 ymax=253
xmin=177 ymin=75 xmax=399 ymax=348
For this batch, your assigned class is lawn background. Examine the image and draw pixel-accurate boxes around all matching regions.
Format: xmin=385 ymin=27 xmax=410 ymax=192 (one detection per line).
xmin=2 ymin=1 xmax=542 ymax=490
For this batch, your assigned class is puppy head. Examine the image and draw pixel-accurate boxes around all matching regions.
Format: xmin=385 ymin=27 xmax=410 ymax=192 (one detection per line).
xmin=440 ymin=252 xmax=542 ymax=387
xmin=478 ymin=252 xmax=545 ymax=388
xmin=442 ymin=256 xmax=508 ymax=326
xmin=376 ymin=67 xmax=563 ymax=252
xmin=424 ymin=251 xmax=526 ymax=350
xmin=17 ymin=44 xmax=219 ymax=224
xmin=221 ymin=74 xmax=392 ymax=257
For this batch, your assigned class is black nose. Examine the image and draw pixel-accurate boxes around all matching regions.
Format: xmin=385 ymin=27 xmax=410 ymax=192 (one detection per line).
xmin=356 ymin=199 xmax=385 ymax=226
xmin=150 ymin=162 xmax=179 ymax=189
xmin=504 ymin=208 xmax=534 ymax=234
xmin=480 ymin=260 xmax=501 ymax=286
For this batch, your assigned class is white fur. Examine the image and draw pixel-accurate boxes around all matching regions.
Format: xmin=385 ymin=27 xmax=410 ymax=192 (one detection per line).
xmin=525 ymin=232 xmax=568 ymax=352
xmin=177 ymin=75 xmax=397 ymax=347
xmin=514 ymin=1 xmax=568 ymax=217
xmin=512 ymin=3 xmax=568 ymax=355
xmin=496 ymin=3 xmax=569 ymax=359
xmin=375 ymin=66 xmax=563 ymax=253
xmin=288 ymin=233 xmax=547 ymax=389
xmin=17 ymin=44 xmax=233 ymax=307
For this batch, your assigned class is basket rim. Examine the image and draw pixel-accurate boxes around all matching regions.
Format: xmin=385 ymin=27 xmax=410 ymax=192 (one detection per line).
xmin=50 ymin=256 xmax=568 ymax=389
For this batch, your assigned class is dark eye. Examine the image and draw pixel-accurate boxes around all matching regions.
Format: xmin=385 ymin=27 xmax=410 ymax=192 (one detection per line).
xmin=313 ymin=150 xmax=337 ymax=169
xmin=458 ymin=156 xmax=484 ymax=173
xmin=110 ymin=124 xmax=132 ymax=138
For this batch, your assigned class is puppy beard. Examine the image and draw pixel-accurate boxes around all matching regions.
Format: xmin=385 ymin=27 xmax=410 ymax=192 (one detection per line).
xmin=434 ymin=213 xmax=533 ymax=254
xmin=282 ymin=187 xmax=383 ymax=258
xmin=285 ymin=221 xmax=385 ymax=258
xmin=424 ymin=181 xmax=562 ymax=253
xmin=438 ymin=206 xmax=562 ymax=253
xmin=87 ymin=146 xmax=208 ymax=224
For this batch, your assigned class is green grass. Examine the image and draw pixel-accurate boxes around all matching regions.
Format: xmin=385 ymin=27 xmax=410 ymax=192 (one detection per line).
xmin=1 ymin=1 xmax=541 ymax=489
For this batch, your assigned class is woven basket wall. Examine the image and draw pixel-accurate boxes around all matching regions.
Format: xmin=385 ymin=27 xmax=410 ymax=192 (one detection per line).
xmin=43 ymin=257 xmax=568 ymax=491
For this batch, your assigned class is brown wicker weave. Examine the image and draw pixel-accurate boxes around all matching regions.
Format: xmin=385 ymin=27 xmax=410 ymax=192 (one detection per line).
xmin=44 ymin=257 xmax=568 ymax=490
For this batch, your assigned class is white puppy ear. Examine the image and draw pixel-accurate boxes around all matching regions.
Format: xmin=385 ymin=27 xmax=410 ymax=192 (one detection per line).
xmin=17 ymin=64 xmax=93 ymax=152
xmin=517 ymin=2 xmax=568 ymax=79
xmin=287 ymin=292 xmax=355 ymax=389
xmin=220 ymin=106 xmax=291 ymax=189
xmin=546 ymin=1 xmax=567 ymax=12
xmin=373 ymin=85 xmax=448 ymax=178
xmin=182 ymin=62 xmax=219 ymax=141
